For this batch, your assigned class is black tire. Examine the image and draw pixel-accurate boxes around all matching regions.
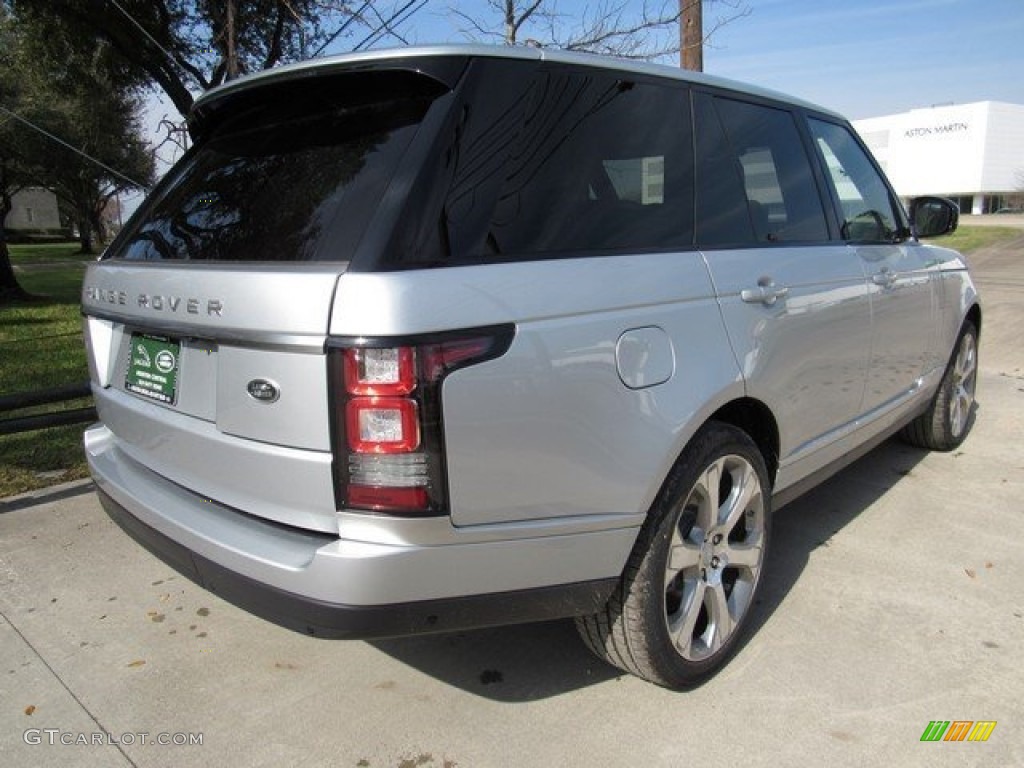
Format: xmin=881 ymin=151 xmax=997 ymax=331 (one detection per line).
xmin=900 ymin=321 xmax=978 ymax=452
xmin=576 ymin=421 xmax=771 ymax=689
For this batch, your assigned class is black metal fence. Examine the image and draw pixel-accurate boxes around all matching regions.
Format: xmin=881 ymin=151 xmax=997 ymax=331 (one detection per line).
xmin=0 ymin=381 xmax=96 ymax=435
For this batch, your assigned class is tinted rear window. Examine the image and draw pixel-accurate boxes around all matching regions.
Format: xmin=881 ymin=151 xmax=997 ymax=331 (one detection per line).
xmin=386 ymin=64 xmax=694 ymax=268
xmin=110 ymin=71 xmax=445 ymax=262
xmin=485 ymin=72 xmax=694 ymax=257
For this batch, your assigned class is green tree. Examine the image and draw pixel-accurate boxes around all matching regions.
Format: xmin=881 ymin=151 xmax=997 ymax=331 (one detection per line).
xmin=1 ymin=5 xmax=154 ymax=300
xmin=21 ymin=0 xmax=421 ymax=117
xmin=1 ymin=10 xmax=35 ymax=300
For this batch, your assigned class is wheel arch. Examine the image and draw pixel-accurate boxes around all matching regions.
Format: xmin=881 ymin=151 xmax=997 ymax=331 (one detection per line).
xmin=707 ymin=398 xmax=780 ymax=487
xmin=965 ymin=302 xmax=982 ymax=340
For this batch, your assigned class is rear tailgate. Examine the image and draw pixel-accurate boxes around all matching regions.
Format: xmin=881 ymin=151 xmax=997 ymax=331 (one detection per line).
xmin=80 ymin=64 xmax=456 ymax=534
xmin=82 ymin=263 xmax=343 ymax=532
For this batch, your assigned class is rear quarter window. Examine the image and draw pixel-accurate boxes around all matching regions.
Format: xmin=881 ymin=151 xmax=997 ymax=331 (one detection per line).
xmin=391 ymin=65 xmax=695 ymax=267
xmin=487 ymin=73 xmax=694 ymax=257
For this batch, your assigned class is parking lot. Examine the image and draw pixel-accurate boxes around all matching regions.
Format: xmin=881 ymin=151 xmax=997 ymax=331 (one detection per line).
xmin=2 ymin=232 xmax=1023 ymax=768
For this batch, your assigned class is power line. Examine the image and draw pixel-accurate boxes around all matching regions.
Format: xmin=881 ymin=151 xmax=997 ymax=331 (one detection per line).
xmin=107 ymin=0 xmax=205 ymax=90
xmin=359 ymin=1 xmax=415 ymax=48
xmin=353 ymin=0 xmax=427 ymax=52
xmin=312 ymin=1 xmax=372 ymax=58
xmin=0 ymin=106 xmax=149 ymax=190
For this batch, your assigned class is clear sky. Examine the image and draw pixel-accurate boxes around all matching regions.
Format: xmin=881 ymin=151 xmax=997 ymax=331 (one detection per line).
xmin=695 ymin=0 xmax=1024 ymax=118
xmin=358 ymin=0 xmax=1024 ymax=120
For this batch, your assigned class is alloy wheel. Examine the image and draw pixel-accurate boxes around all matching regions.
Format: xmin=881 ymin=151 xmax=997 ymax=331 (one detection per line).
xmin=663 ymin=454 xmax=766 ymax=661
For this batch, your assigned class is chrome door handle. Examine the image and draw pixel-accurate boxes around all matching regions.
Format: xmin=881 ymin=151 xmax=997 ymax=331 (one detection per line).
xmin=872 ymin=268 xmax=897 ymax=288
xmin=741 ymin=277 xmax=790 ymax=306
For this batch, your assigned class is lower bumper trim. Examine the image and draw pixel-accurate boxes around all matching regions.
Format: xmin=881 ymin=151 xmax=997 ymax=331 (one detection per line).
xmin=97 ymin=487 xmax=619 ymax=639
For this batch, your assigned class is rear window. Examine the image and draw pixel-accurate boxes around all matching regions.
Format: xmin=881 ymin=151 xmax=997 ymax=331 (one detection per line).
xmin=110 ymin=71 xmax=445 ymax=262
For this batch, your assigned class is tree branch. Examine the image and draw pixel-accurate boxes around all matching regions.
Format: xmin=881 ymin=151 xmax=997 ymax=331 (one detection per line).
xmin=512 ymin=0 xmax=546 ymax=39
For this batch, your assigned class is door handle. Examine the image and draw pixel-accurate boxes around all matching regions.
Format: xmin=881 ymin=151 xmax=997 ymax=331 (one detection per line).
xmin=741 ymin=277 xmax=790 ymax=306
xmin=872 ymin=267 xmax=897 ymax=288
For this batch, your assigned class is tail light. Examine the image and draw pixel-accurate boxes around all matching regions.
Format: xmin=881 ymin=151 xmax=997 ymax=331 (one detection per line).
xmin=328 ymin=326 xmax=514 ymax=516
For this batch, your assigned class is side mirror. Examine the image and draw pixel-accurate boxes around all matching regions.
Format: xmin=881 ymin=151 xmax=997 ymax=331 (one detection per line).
xmin=909 ymin=196 xmax=959 ymax=239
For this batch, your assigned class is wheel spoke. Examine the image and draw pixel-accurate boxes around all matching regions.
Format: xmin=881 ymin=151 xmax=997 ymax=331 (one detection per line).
xmin=695 ymin=460 xmax=722 ymax=533
xmin=957 ymin=337 xmax=977 ymax=382
xmin=724 ymin=540 xmax=763 ymax=569
xmin=706 ymin=582 xmax=735 ymax=654
xmin=947 ymin=333 xmax=978 ymax=438
xmin=960 ymin=387 xmax=974 ymax=411
xmin=960 ymin=354 xmax=976 ymax=383
xmin=666 ymin=540 xmax=700 ymax=579
xmin=668 ymin=579 xmax=705 ymax=658
xmin=720 ymin=463 xmax=759 ymax=532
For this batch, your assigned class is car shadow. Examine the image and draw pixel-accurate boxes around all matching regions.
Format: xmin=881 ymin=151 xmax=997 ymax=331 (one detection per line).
xmin=743 ymin=437 xmax=931 ymax=643
xmin=369 ymin=437 xmax=932 ymax=701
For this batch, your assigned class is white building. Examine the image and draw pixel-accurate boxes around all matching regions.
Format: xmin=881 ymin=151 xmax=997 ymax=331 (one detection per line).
xmin=3 ymin=187 xmax=61 ymax=232
xmin=853 ymin=101 xmax=1024 ymax=215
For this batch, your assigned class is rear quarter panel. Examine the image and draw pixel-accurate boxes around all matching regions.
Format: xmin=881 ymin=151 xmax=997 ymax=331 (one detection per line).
xmin=331 ymin=253 xmax=744 ymax=527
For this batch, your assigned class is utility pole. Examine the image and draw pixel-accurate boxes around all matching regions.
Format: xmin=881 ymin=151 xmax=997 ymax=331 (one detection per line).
xmin=681 ymin=0 xmax=703 ymax=71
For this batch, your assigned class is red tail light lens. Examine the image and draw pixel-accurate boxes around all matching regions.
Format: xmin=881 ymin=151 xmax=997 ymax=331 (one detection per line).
xmin=328 ymin=326 xmax=514 ymax=516
xmin=343 ymin=347 xmax=416 ymax=395
xmin=345 ymin=397 xmax=420 ymax=453
xmin=346 ymin=485 xmax=429 ymax=510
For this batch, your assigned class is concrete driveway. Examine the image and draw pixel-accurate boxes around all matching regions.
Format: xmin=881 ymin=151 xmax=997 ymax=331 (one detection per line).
xmin=2 ymin=236 xmax=1023 ymax=768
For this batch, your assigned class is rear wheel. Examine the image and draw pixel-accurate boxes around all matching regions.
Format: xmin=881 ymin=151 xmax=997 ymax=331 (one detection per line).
xmin=901 ymin=321 xmax=978 ymax=451
xmin=576 ymin=422 xmax=770 ymax=688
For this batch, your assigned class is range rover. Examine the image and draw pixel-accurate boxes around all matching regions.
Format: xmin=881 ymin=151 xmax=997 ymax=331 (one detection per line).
xmin=82 ymin=45 xmax=979 ymax=688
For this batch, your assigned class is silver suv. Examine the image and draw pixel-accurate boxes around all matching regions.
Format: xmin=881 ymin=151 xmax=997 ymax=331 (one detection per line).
xmin=82 ymin=45 xmax=980 ymax=688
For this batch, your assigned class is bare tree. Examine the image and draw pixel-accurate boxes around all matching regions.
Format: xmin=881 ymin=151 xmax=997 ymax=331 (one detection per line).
xmin=451 ymin=0 xmax=748 ymax=62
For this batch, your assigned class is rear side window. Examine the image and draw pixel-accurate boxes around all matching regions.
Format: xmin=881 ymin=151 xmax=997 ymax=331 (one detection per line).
xmin=485 ymin=73 xmax=694 ymax=257
xmin=110 ymin=72 xmax=445 ymax=262
xmin=391 ymin=66 xmax=695 ymax=268
xmin=808 ymin=118 xmax=903 ymax=243
xmin=695 ymin=94 xmax=828 ymax=246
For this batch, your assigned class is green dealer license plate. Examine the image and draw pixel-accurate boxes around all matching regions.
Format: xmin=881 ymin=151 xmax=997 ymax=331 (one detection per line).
xmin=125 ymin=334 xmax=181 ymax=404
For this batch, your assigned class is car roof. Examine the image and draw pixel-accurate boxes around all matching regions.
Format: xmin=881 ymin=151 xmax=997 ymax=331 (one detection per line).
xmin=191 ymin=43 xmax=845 ymax=121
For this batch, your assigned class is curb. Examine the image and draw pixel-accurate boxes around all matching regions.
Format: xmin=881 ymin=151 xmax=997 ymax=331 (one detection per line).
xmin=0 ymin=477 xmax=95 ymax=513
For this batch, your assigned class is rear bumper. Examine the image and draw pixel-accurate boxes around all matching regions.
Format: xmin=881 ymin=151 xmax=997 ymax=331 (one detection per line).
xmin=85 ymin=424 xmax=630 ymax=638
xmin=98 ymin=487 xmax=616 ymax=638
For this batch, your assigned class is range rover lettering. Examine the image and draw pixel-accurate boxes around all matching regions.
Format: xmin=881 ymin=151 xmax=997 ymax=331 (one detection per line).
xmin=82 ymin=46 xmax=979 ymax=688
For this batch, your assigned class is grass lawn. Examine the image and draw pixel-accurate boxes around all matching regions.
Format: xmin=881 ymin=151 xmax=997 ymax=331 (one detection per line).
xmin=1 ymin=242 xmax=92 ymax=497
xmin=6 ymin=241 xmax=98 ymax=265
xmin=0 ymin=225 xmax=1019 ymax=499
xmin=938 ymin=226 xmax=1020 ymax=254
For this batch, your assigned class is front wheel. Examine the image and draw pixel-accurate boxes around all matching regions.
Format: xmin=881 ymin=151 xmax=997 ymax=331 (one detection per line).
xmin=576 ymin=422 xmax=771 ymax=689
xmin=901 ymin=321 xmax=978 ymax=451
